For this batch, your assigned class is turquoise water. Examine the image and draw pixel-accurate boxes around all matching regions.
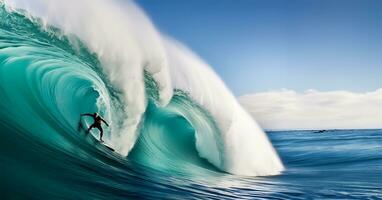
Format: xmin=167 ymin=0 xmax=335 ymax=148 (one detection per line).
xmin=1 ymin=3 xmax=382 ymax=199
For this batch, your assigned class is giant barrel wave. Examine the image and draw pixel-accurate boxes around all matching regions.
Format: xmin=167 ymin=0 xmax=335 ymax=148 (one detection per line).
xmin=0 ymin=1 xmax=284 ymax=198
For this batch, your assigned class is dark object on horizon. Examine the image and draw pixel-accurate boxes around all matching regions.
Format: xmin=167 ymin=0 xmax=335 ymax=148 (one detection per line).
xmin=314 ymin=130 xmax=327 ymax=133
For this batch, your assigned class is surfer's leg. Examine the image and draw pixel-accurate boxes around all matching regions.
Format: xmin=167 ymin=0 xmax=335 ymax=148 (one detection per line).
xmin=97 ymin=126 xmax=104 ymax=142
xmin=87 ymin=124 xmax=95 ymax=133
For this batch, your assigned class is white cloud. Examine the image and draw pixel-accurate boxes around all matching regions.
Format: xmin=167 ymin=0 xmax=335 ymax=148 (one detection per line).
xmin=239 ymin=89 xmax=382 ymax=130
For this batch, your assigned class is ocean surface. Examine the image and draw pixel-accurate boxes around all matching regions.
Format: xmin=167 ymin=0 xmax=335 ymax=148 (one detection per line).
xmin=1 ymin=1 xmax=381 ymax=199
xmin=2 ymin=129 xmax=382 ymax=199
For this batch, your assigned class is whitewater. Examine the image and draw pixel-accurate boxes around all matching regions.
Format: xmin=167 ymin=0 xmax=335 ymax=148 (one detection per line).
xmin=1 ymin=0 xmax=381 ymax=199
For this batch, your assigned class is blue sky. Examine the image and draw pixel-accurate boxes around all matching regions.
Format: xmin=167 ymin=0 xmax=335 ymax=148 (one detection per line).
xmin=136 ymin=0 xmax=382 ymax=95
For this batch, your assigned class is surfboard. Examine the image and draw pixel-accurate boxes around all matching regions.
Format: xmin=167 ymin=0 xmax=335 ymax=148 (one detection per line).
xmin=98 ymin=140 xmax=115 ymax=151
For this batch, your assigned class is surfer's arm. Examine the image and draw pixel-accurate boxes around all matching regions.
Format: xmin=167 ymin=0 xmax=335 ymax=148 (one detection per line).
xmin=101 ymin=119 xmax=109 ymax=127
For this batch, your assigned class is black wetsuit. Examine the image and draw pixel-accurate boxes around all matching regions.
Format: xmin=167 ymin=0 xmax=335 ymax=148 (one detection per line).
xmin=89 ymin=116 xmax=103 ymax=133
xmin=82 ymin=113 xmax=108 ymax=141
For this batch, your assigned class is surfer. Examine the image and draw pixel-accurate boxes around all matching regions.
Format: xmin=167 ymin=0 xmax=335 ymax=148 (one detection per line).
xmin=81 ymin=113 xmax=109 ymax=142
